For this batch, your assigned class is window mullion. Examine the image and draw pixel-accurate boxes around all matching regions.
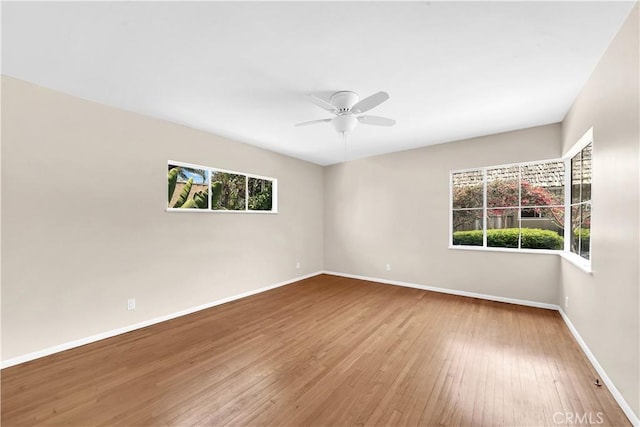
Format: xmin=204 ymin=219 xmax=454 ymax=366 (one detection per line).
xmin=245 ymin=175 xmax=249 ymax=211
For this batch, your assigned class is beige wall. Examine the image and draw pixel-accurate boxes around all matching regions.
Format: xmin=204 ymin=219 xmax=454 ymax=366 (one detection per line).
xmin=1 ymin=76 xmax=324 ymax=360
xmin=324 ymin=123 xmax=562 ymax=304
xmin=560 ymin=4 xmax=639 ymax=417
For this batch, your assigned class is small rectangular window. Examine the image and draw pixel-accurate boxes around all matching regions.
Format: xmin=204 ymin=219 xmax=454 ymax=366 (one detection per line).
xmin=168 ymin=161 xmax=277 ymax=213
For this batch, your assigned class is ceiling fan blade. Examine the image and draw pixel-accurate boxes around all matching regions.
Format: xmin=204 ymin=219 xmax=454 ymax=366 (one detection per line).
xmin=294 ymin=118 xmax=332 ymax=127
xmin=307 ymin=94 xmax=337 ymax=113
xmin=357 ymin=115 xmax=396 ymax=126
xmin=350 ymin=91 xmax=389 ymax=114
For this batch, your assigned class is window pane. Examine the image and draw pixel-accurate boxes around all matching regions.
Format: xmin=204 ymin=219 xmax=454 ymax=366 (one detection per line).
xmin=248 ymin=178 xmax=273 ymax=211
xmin=521 ymin=208 xmax=541 ymax=218
xmin=487 ymin=208 xmax=518 ymax=230
xmin=487 ymin=208 xmax=518 ymax=248
xmin=521 ymin=162 xmax=564 ymax=206
xmin=452 ymin=170 xmax=483 ymax=208
xmin=168 ymin=164 xmax=209 ymax=209
xmin=452 ymin=209 xmax=483 ymax=246
xmin=571 ymin=153 xmax=581 ymax=204
xmin=581 ymin=144 xmax=592 ymax=201
xmin=487 ymin=166 xmax=519 ymax=208
xmin=211 ymin=171 xmax=246 ymax=210
xmin=521 ymin=206 xmax=564 ymax=230
xmin=570 ymin=205 xmax=581 ymax=254
xmin=579 ymin=202 xmax=591 ymax=259
xmin=520 ymin=207 xmax=564 ymax=250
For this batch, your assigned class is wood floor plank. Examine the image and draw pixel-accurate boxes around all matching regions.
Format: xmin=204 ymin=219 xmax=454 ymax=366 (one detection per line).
xmin=1 ymin=274 xmax=631 ymax=426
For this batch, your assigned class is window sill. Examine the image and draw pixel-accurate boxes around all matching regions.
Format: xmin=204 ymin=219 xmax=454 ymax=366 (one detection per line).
xmin=448 ymin=245 xmax=592 ymax=274
xmin=166 ymin=208 xmax=278 ymax=214
xmin=559 ymin=251 xmax=592 ymax=274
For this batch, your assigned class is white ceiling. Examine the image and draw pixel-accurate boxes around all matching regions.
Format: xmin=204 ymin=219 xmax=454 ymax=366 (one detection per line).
xmin=2 ymin=1 xmax=636 ymax=165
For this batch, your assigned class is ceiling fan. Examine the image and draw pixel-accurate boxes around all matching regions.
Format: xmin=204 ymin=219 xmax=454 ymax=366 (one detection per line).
xmin=295 ymin=91 xmax=395 ymax=135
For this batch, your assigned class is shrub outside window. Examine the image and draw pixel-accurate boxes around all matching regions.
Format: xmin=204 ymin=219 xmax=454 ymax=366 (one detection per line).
xmin=167 ymin=161 xmax=277 ymax=213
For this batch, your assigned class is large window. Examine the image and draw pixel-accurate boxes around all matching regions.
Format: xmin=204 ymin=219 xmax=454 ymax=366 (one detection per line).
xmin=569 ymin=143 xmax=592 ymax=259
xmin=450 ymin=129 xmax=594 ymax=272
xmin=452 ymin=160 xmax=565 ymax=251
xmin=167 ymin=161 xmax=277 ymax=213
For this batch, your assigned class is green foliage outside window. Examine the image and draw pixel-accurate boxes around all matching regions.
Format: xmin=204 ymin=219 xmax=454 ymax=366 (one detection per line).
xmin=168 ymin=166 xmax=215 ymax=209
xmin=168 ymin=163 xmax=275 ymax=212
xmin=248 ymin=178 xmax=273 ymax=211
xmin=452 ymin=228 xmax=564 ymax=250
xmin=212 ymin=172 xmax=246 ymax=210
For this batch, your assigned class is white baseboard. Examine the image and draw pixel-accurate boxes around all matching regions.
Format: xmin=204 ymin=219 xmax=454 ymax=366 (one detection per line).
xmin=1 ymin=271 xmax=323 ymax=369
xmin=322 ymin=270 xmax=560 ymax=310
xmin=323 ymin=270 xmax=639 ymax=427
xmin=558 ymin=309 xmax=640 ymax=427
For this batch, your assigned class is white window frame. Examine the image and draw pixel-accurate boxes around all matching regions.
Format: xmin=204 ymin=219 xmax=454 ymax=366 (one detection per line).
xmin=450 ymin=158 xmax=565 ymax=254
xmin=449 ymin=127 xmax=593 ymax=273
xmin=167 ymin=160 xmax=278 ymax=214
xmin=560 ymin=128 xmax=593 ymax=273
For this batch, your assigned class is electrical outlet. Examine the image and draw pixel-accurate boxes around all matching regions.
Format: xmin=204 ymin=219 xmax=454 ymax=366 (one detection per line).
xmin=127 ymin=298 xmax=136 ymax=310
xmin=296 ymin=261 xmax=300 ymax=269
xmin=385 ymin=263 xmax=391 ymax=271
xmin=565 ymin=296 xmax=569 ymax=308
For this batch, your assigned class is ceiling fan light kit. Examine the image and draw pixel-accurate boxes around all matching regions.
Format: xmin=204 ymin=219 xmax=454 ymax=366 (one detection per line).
xmin=332 ymin=115 xmax=358 ymax=134
xmin=295 ymin=90 xmax=395 ymax=135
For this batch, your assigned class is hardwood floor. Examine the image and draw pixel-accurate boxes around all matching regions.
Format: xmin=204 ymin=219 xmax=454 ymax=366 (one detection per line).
xmin=1 ymin=274 xmax=630 ymax=426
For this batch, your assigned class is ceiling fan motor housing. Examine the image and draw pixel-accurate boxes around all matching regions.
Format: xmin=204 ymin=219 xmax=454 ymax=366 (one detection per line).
xmin=330 ymin=91 xmax=359 ymax=112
